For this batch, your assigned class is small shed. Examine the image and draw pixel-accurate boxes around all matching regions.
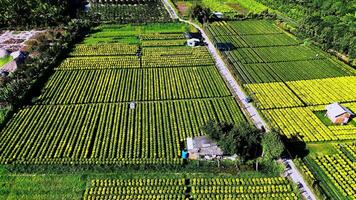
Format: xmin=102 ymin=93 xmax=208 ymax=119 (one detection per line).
xmin=0 ymin=48 xmax=9 ymax=58
xmin=187 ymin=38 xmax=200 ymax=47
xmin=186 ymin=136 xmax=223 ymax=160
xmin=129 ymin=101 xmax=136 ymax=109
xmin=325 ymin=103 xmax=354 ymax=125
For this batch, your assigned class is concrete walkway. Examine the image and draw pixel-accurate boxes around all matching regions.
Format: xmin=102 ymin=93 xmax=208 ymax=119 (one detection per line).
xmin=161 ymin=1 xmax=318 ymax=199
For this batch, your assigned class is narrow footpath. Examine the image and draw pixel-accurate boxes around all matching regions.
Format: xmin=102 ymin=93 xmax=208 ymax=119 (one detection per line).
xmin=161 ymin=1 xmax=317 ymax=199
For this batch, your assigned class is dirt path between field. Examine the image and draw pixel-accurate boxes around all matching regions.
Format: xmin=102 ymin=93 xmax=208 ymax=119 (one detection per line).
xmin=162 ymin=1 xmax=317 ymax=199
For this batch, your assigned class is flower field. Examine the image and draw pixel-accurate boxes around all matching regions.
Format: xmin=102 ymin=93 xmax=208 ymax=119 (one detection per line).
xmin=70 ymin=44 xmax=138 ymax=56
xmin=190 ymin=177 xmax=299 ymax=200
xmin=287 ymin=76 xmax=356 ymax=106
xmin=58 ymin=56 xmax=141 ymax=70
xmin=83 ymin=177 xmax=300 ymax=200
xmin=244 ymin=82 xmax=303 ymax=109
xmin=84 ymin=178 xmax=186 ymax=200
xmin=262 ymin=103 xmax=356 ymax=142
xmin=303 ymin=143 xmax=356 ymax=199
xmin=39 ymin=67 xmax=231 ymax=104
xmin=0 ymin=97 xmax=244 ymax=165
xmin=0 ymin=23 xmax=246 ymax=165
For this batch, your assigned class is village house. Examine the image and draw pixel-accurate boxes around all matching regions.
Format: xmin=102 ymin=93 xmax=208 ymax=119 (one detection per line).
xmin=325 ymin=103 xmax=354 ymax=125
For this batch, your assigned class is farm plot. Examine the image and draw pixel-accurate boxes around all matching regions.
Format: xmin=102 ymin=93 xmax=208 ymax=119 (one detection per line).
xmin=305 ymin=144 xmax=356 ymax=199
xmin=90 ymin=0 xmax=171 ymax=23
xmin=262 ymin=104 xmax=356 ymax=142
xmin=244 ymin=82 xmax=304 ymax=109
xmin=287 ymin=76 xmax=356 ymax=106
xmin=142 ymin=39 xmax=187 ymax=47
xmin=57 ymin=56 xmax=140 ymax=70
xmin=70 ymin=44 xmax=138 ymax=56
xmin=213 ymin=35 xmax=248 ymax=49
xmin=0 ymin=98 xmax=245 ymax=165
xmin=205 ymin=22 xmax=237 ymax=37
xmin=205 ymin=20 xmax=354 ymax=86
xmin=227 ymin=20 xmax=282 ymax=35
xmin=190 ymin=177 xmax=300 ymax=200
xmin=83 ymin=177 xmax=300 ymax=200
xmin=241 ymin=34 xmax=300 ymax=47
xmin=253 ymin=46 xmax=322 ymax=63
xmin=39 ymin=67 xmax=231 ymax=104
xmin=84 ymin=178 xmax=186 ymax=200
xmin=225 ymin=48 xmax=263 ymax=64
xmin=0 ymin=175 xmax=84 ymax=200
xmin=142 ymin=46 xmax=215 ymax=67
xmin=234 ymin=59 xmax=352 ymax=84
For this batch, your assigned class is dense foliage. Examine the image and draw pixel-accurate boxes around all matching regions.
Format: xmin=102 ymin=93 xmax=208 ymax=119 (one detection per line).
xmin=0 ymin=0 xmax=86 ymax=28
xmin=201 ymin=120 xmax=262 ymax=161
xmin=90 ymin=0 xmax=171 ymax=23
xmin=255 ymin=0 xmax=356 ymax=63
xmin=261 ymin=131 xmax=284 ymax=160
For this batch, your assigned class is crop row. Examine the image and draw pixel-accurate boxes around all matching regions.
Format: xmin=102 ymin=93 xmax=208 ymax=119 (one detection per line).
xmin=225 ymin=49 xmax=263 ymax=64
xmin=142 ymin=39 xmax=187 ymax=47
xmin=84 ymin=178 xmax=186 ymax=200
xmin=241 ymin=34 xmax=300 ymax=47
xmin=234 ymin=59 xmax=351 ymax=84
xmin=244 ymin=82 xmax=304 ymax=109
xmin=262 ymin=106 xmax=356 ymax=142
xmin=205 ymin=20 xmax=353 ymax=85
xmin=246 ymin=76 xmax=356 ymax=109
xmin=253 ymin=46 xmax=323 ymax=63
xmin=227 ymin=20 xmax=282 ymax=35
xmin=91 ymin=2 xmax=171 ymax=24
xmin=140 ymin=33 xmax=186 ymax=40
xmin=39 ymin=67 xmax=231 ymax=104
xmin=142 ymin=55 xmax=214 ymax=67
xmin=313 ymin=153 xmax=355 ymax=198
xmin=57 ymin=56 xmax=140 ymax=70
xmin=190 ymin=177 xmax=299 ymax=200
xmin=287 ymin=76 xmax=356 ymax=106
xmin=83 ymin=177 xmax=299 ymax=200
xmin=70 ymin=44 xmax=138 ymax=56
xmin=142 ymin=46 xmax=211 ymax=57
xmin=0 ymin=98 xmax=245 ymax=164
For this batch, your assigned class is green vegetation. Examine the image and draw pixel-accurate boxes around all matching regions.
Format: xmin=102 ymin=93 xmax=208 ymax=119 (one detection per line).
xmin=205 ymin=20 xmax=354 ymax=84
xmin=201 ymin=121 xmax=261 ymax=161
xmin=0 ymin=56 xmax=12 ymax=68
xmin=84 ymin=177 xmax=300 ymax=199
xmin=90 ymin=0 xmax=171 ymax=24
xmin=0 ymin=23 xmax=246 ymax=166
xmin=0 ymin=0 xmax=84 ymax=28
xmin=314 ymin=111 xmax=334 ymax=126
xmin=254 ymin=0 xmax=355 ymax=65
xmin=261 ymin=131 xmax=284 ymax=160
xmin=0 ymin=174 xmax=85 ymax=199
xmin=303 ymin=143 xmax=356 ymax=199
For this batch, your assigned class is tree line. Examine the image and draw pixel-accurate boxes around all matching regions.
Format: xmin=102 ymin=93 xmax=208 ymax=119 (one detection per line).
xmin=0 ymin=0 xmax=87 ymax=28
xmin=255 ymin=0 xmax=355 ymax=65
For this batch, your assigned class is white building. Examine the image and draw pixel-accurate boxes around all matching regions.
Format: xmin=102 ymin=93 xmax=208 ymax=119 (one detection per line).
xmin=325 ymin=103 xmax=354 ymax=125
xmin=187 ymin=38 xmax=200 ymax=47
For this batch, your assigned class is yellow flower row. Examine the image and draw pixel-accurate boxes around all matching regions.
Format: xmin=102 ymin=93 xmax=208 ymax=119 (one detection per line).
xmin=287 ymin=76 xmax=356 ymax=106
xmin=244 ymin=82 xmax=303 ymax=109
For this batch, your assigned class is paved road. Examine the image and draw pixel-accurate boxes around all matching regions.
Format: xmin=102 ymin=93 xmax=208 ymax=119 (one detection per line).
xmin=161 ymin=1 xmax=317 ymax=200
